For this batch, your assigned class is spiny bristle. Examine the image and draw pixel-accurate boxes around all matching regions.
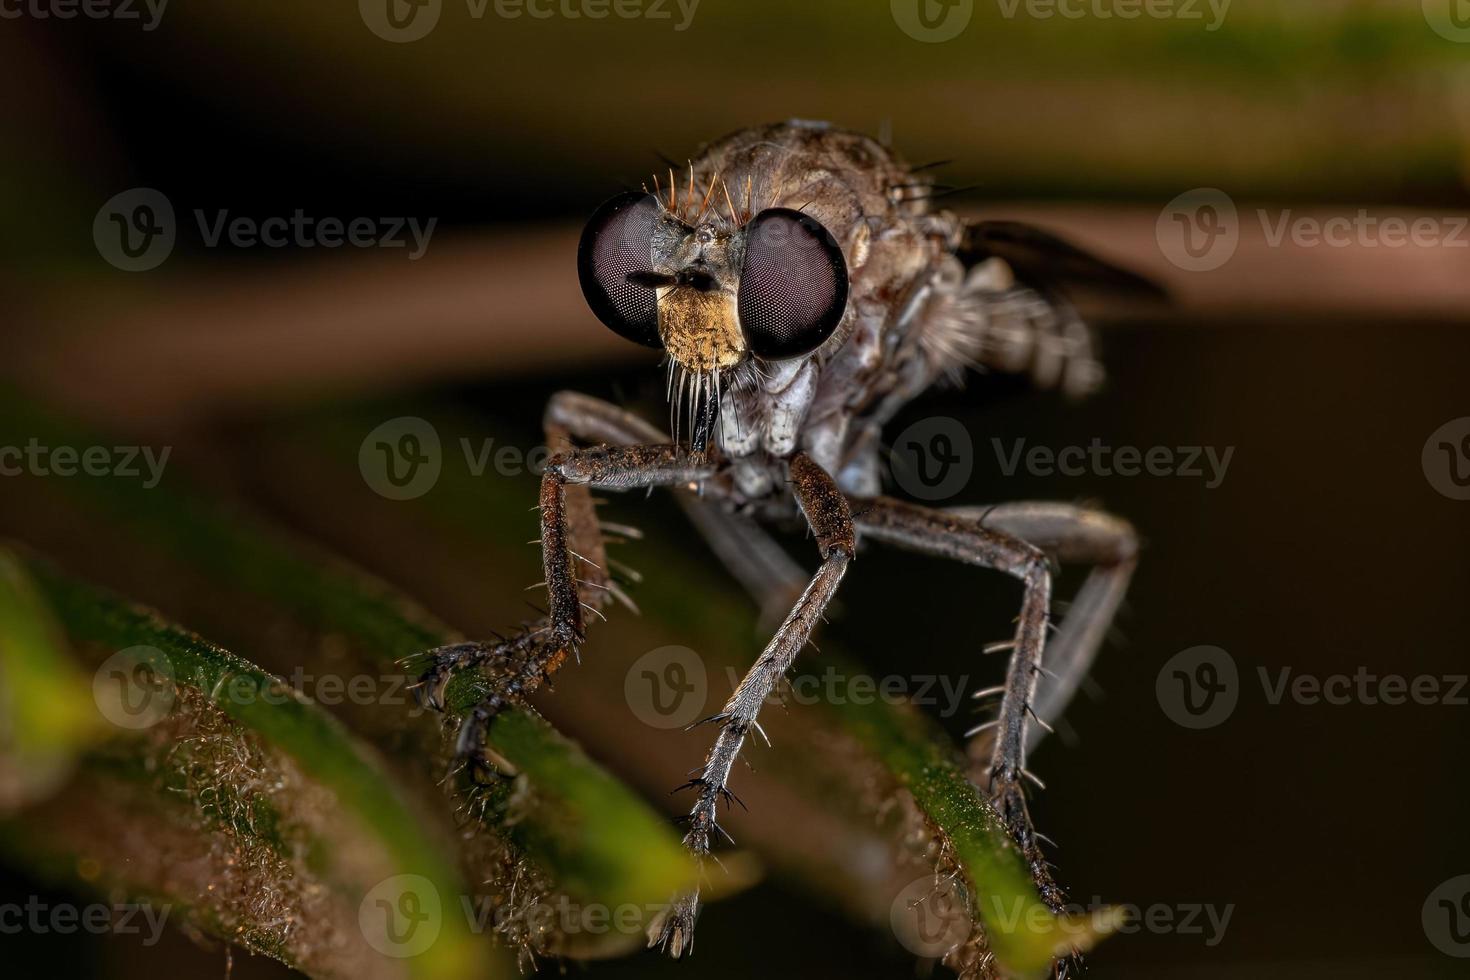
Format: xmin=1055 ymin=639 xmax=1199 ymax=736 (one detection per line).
xmin=665 ymin=359 xmax=727 ymax=452
xmin=721 ymin=175 xmax=738 ymax=224
xmin=696 ymin=172 xmax=718 ymax=221
xmin=647 ymin=165 xmax=766 ymax=227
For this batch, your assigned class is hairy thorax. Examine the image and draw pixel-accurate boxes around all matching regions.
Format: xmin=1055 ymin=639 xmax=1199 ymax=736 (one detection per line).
xmin=686 ymin=121 xmax=965 ymax=499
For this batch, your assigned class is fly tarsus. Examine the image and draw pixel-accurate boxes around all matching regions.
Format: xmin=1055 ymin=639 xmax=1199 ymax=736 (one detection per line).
xmin=410 ymin=621 xmax=582 ymax=779
xmin=647 ymin=893 xmax=700 ymax=958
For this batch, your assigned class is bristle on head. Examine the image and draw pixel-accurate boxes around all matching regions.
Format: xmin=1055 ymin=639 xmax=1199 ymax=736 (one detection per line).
xmin=648 ymin=167 xmax=754 ymax=227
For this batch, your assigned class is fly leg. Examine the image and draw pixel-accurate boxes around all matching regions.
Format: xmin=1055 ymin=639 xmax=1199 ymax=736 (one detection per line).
xmin=540 ymin=390 xmax=670 ymax=613
xmin=551 ymin=390 xmax=811 ymax=632
xmin=651 ymin=453 xmax=853 ymax=957
xmin=416 ymin=427 xmax=713 ymax=779
xmin=946 ymin=502 xmax=1137 ymax=765
xmin=848 ymin=496 xmax=1064 ymax=908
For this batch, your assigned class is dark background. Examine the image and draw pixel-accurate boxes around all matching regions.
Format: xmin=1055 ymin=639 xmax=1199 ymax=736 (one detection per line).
xmin=3 ymin=4 xmax=1470 ymax=978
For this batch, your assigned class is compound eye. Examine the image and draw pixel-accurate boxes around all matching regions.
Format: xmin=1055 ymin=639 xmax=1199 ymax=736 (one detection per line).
xmin=577 ymin=191 xmax=663 ymax=348
xmin=737 ymin=208 xmax=849 ymax=359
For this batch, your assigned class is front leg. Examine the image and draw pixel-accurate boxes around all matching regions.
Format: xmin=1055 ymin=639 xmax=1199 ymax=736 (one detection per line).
xmin=651 ymin=453 xmax=853 ymax=957
xmin=416 ymin=442 xmax=714 ymax=777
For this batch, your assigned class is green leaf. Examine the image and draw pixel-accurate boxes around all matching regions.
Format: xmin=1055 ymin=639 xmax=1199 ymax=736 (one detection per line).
xmin=0 ymin=551 xmax=99 ymax=809
xmin=3 ymin=549 xmax=504 ymax=980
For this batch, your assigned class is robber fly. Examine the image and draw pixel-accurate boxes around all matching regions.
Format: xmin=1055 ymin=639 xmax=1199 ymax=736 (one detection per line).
xmin=415 ymin=120 xmax=1155 ymax=969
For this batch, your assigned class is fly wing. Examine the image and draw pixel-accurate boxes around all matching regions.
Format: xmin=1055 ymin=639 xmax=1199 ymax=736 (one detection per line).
xmin=957 ymin=219 xmax=1168 ymax=302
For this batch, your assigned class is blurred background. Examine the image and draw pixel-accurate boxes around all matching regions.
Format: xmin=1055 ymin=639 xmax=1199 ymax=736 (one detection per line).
xmin=2 ymin=2 xmax=1470 ymax=978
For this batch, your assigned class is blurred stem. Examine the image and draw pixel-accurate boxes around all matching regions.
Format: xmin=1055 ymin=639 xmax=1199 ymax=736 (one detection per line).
xmin=1 ymin=548 xmax=501 ymax=980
